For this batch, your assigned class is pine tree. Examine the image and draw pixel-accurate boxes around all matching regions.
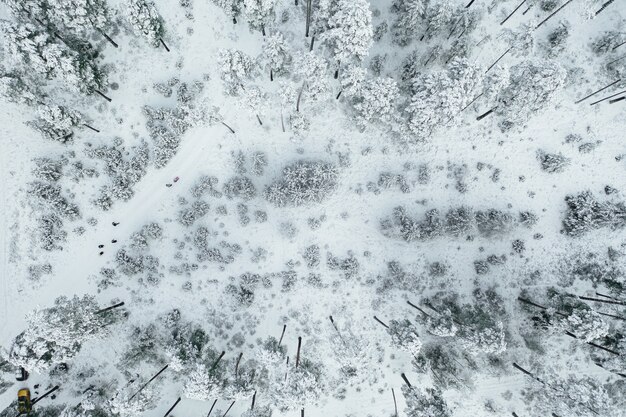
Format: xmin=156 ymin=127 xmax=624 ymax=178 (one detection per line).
xmin=211 ymin=0 xmax=245 ymax=23
xmin=30 ymin=104 xmax=84 ymax=142
xmin=495 ymin=59 xmax=566 ymax=130
xmin=293 ymin=51 xmax=330 ymax=103
xmin=126 ymin=0 xmax=166 ymax=47
xmin=1 ymin=21 xmax=107 ymax=94
xmin=353 ymin=76 xmax=399 ymax=128
xmin=263 ymin=32 xmax=292 ymax=79
xmin=218 ymin=49 xmax=258 ymax=95
xmin=243 ymin=0 xmax=279 ymax=35
xmin=391 ymin=0 xmax=426 ymax=46
xmin=8 ymin=295 xmax=111 ymax=372
xmin=321 ymin=0 xmax=373 ymax=63
xmin=387 ymin=319 xmax=422 ymax=356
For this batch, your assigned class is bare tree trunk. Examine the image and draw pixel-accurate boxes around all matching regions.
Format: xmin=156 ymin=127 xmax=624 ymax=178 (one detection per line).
xmin=301 ymin=409 xmax=304 ymax=417
xmin=256 ymin=114 xmax=263 ymax=125
xmin=500 ymin=0 xmax=526 ymax=25
xmin=211 ymin=351 xmax=226 ymax=371
xmin=406 ymin=300 xmax=432 ymax=318
xmin=305 ymin=0 xmax=312 ymax=37
xmin=392 ymin=388 xmax=398 ymax=417
xmin=281 ymin=110 xmax=285 ymax=132
xmin=95 ymin=90 xmax=112 ymax=102
xmin=235 ymin=352 xmax=243 ymax=376
xmin=400 ymin=373 xmax=412 ymax=388
xmin=485 ymin=47 xmax=511 ymax=74
xmin=159 ymin=38 xmax=170 ymax=52
xmin=83 ymin=123 xmax=100 ymax=133
xmin=574 ymin=79 xmax=621 ymax=104
xmin=612 ymin=40 xmax=626 ymax=51
xmin=465 ymin=0 xmax=475 ymax=7
xmin=128 ymin=365 xmax=168 ymax=401
xmin=95 ymin=301 xmax=124 ymax=314
xmin=295 ymin=336 xmax=302 ymax=368
xmin=222 ymin=401 xmax=235 ymax=417
xmin=579 ymin=295 xmax=626 ymax=306
xmin=309 ymin=36 xmax=315 ymax=51
xmin=476 ymin=108 xmax=495 ymax=120
xmin=261 ymin=25 xmax=266 ymax=36
xmin=373 ymin=316 xmax=389 ymax=328
xmin=278 ymin=324 xmax=287 ymax=345
xmin=31 ymin=386 xmax=59 ymax=405
xmin=296 ymin=82 xmax=305 ymax=112
xmin=595 ymin=0 xmax=614 ymax=15
xmin=207 ymin=399 xmax=217 ymax=416
xmin=459 ymin=92 xmax=484 ymax=113
xmin=221 ymin=121 xmax=235 ymax=134
xmin=270 ymin=68 xmax=273 ymax=81
xmin=163 ymin=398 xmax=181 ymax=417
xmin=535 ymin=0 xmax=573 ymax=29
xmin=100 ymin=30 xmax=119 ymax=48
xmin=250 ymin=391 xmax=256 ymax=410
xmin=336 ymin=90 xmax=342 ymax=100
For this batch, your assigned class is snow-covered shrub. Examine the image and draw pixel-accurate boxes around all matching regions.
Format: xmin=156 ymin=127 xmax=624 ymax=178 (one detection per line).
xmin=320 ymin=0 xmax=373 ymax=63
xmin=108 ymin=383 xmax=158 ymax=417
xmin=115 ymin=249 xmax=145 ymax=276
xmin=251 ymin=151 xmax=268 ymax=176
xmin=406 ymin=58 xmax=481 ymax=141
xmin=217 ymin=49 xmax=257 ymax=95
xmin=126 ymin=0 xmax=165 ymax=47
xmin=413 ymin=344 xmax=472 ymax=390
xmin=327 ymin=252 xmax=359 ymax=278
xmin=402 ymin=386 xmax=452 ymax=417
xmin=474 ymin=209 xmax=514 ymax=237
xmin=1 ymin=22 xmax=107 ymax=94
xmin=33 ymin=158 xmax=64 ymax=182
xmin=537 ymin=150 xmax=570 ymax=173
xmin=444 ymin=206 xmax=474 ymax=236
xmin=223 ymin=176 xmax=257 ymax=200
xmin=265 ymin=160 xmax=339 ymax=207
xmin=387 ymin=319 xmax=422 ymax=356
xmin=178 ymin=200 xmax=210 ymax=226
xmin=191 ymin=175 xmax=221 ymax=198
xmin=562 ymin=191 xmax=626 ymax=236
xmin=270 ymin=359 xmax=325 ymax=411
xmin=0 ymin=69 xmax=40 ymax=105
xmin=302 ymin=245 xmax=320 ymax=268
xmin=36 ymin=214 xmax=67 ymax=251
xmin=460 ymin=320 xmax=506 ymax=355
xmin=426 ymin=311 xmax=458 ymax=337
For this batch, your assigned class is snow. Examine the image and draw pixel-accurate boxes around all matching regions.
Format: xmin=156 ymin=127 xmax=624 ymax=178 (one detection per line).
xmin=0 ymin=0 xmax=625 ymax=416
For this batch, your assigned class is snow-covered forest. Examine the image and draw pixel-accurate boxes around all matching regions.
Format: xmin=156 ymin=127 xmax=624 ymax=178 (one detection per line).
xmin=0 ymin=0 xmax=625 ymax=416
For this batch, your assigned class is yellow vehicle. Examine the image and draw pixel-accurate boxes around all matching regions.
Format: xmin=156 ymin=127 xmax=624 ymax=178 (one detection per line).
xmin=17 ymin=388 xmax=31 ymax=414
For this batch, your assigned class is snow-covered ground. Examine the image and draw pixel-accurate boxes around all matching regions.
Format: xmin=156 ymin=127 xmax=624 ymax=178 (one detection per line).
xmin=1 ymin=0 xmax=625 ymax=416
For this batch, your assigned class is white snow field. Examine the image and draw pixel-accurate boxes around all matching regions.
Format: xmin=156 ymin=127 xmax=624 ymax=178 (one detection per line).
xmin=0 ymin=0 xmax=625 ymax=416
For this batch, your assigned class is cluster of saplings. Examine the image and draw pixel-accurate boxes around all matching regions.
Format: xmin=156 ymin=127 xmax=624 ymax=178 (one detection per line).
xmin=382 ymin=205 xmax=537 ymax=242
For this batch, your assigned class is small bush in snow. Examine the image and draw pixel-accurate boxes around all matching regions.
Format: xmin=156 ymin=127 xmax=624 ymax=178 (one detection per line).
xmin=223 ymin=176 xmax=257 ymax=200
xmin=537 ymin=150 xmax=570 ymax=173
xmin=562 ymin=191 xmax=626 ymax=236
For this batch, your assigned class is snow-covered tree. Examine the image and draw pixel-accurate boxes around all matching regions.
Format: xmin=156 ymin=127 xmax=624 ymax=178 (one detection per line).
xmin=460 ymin=320 xmax=506 ymax=355
xmin=263 ymin=32 xmax=292 ymax=79
xmin=0 ymin=69 xmax=40 ymax=105
xmin=424 ymin=0 xmax=458 ymax=38
xmin=564 ymin=309 xmax=609 ymax=342
xmin=270 ymin=359 xmax=325 ymax=411
xmin=321 ymin=0 xmax=373 ymax=63
xmin=523 ymin=373 xmax=613 ymax=417
xmin=353 ymin=76 xmax=399 ymax=128
xmin=387 ymin=319 xmax=422 ymax=356
xmin=406 ymin=58 xmax=481 ymax=140
xmin=426 ymin=311 xmax=459 ymax=337
xmin=210 ymin=0 xmax=245 ymax=23
xmin=238 ymin=85 xmax=267 ymax=123
xmin=218 ymin=49 xmax=257 ymax=95
xmin=495 ymin=59 xmax=566 ymax=130
xmin=108 ymin=383 xmax=158 ymax=417
xmin=30 ymin=104 xmax=83 ymax=143
xmin=504 ymin=23 xmax=535 ymax=57
xmin=8 ymin=295 xmax=112 ymax=372
xmin=243 ymin=0 xmax=279 ymax=35
xmin=1 ymin=22 xmax=107 ymax=94
xmin=126 ymin=0 xmax=165 ymax=47
xmin=340 ymin=65 xmax=367 ymax=97
xmin=183 ymin=363 xmax=225 ymax=400
xmin=391 ymin=0 xmax=426 ymax=45
xmin=402 ymin=386 xmax=452 ymax=417
xmin=562 ymin=191 xmax=626 ymax=236
xmin=293 ymin=51 xmax=330 ymax=103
